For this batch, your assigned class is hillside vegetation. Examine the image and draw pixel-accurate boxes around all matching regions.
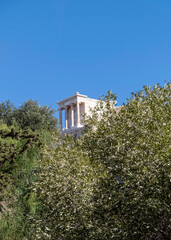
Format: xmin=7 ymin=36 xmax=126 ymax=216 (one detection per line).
xmin=0 ymin=83 xmax=170 ymax=240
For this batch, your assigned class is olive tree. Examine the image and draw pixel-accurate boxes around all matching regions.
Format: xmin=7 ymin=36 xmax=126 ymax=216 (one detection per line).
xmin=30 ymin=136 xmax=104 ymax=240
xmin=28 ymin=83 xmax=170 ymax=240
xmin=80 ymin=83 xmax=171 ymax=240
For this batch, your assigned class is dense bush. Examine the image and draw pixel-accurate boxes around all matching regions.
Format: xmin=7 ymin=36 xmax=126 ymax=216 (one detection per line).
xmin=29 ymin=136 xmax=104 ymax=240
xmin=0 ymin=100 xmax=58 ymax=240
xmin=0 ymin=83 xmax=170 ymax=239
xmin=0 ymin=122 xmax=40 ymax=175
xmin=0 ymin=119 xmax=42 ymax=240
xmin=0 ymin=147 xmax=41 ymax=240
xmin=81 ymin=83 xmax=171 ymax=240
xmin=31 ymin=83 xmax=170 ymax=240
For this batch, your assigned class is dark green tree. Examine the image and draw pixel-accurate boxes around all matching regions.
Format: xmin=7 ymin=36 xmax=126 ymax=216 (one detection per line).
xmin=0 ymin=99 xmax=58 ymax=239
xmin=0 ymin=99 xmax=58 ymax=131
xmin=13 ymin=100 xmax=58 ymax=131
xmin=0 ymin=100 xmax=16 ymax=126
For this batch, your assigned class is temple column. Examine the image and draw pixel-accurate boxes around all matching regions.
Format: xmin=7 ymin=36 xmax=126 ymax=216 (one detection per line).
xmin=65 ymin=106 xmax=68 ymax=129
xmin=76 ymin=102 xmax=80 ymax=127
xmin=71 ymin=104 xmax=74 ymax=127
xmin=59 ymin=108 xmax=62 ymax=130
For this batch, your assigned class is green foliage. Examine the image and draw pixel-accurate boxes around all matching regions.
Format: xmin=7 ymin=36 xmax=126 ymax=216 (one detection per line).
xmin=0 ymin=100 xmax=16 ymax=126
xmin=29 ymin=135 xmax=104 ymax=240
xmin=0 ymin=120 xmax=41 ymax=231
xmin=0 ymin=147 xmax=41 ymax=240
xmin=0 ymin=99 xmax=57 ymax=239
xmin=0 ymin=99 xmax=58 ymax=131
xmin=0 ymin=121 xmax=40 ymax=179
xmin=13 ymin=100 xmax=58 ymax=131
xmin=1 ymin=84 xmax=170 ymax=239
xmin=80 ymin=83 xmax=171 ymax=239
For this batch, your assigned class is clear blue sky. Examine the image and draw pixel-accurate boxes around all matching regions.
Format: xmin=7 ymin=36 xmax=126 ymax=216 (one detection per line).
xmin=0 ymin=0 xmax=171 ymax=110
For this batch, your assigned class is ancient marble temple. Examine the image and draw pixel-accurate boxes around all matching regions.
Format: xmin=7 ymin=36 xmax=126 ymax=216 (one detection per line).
xmin=57 ymin=92 xmax=122 ymax=137
xmin=57 ymin=92 xmax=99 ymax=137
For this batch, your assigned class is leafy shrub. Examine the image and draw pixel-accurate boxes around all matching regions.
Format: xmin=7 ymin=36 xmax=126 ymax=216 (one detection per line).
xmin=29 ymin=136 xmax=104 ymax=240
xmin=1 ymin=83 xmax=170 ymax=240
xmin=81 ymin=83 xmax=171 ymax=240
xmin=0 ymin=147 xmax=41 ymax=240
xmin=0 ymin=99 xmax=58 ymax=240
xmin=0 ymin=121 xmax=40 ymax=180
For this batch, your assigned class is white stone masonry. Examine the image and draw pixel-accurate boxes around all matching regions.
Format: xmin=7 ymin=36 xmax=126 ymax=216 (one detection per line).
xmin=57 ymin=92 xmax=122 ymax=137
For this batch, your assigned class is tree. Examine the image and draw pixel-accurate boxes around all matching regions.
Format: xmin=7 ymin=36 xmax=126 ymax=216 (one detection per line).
xmin=13 ymin=100 xmax=58 ymax=131
xmin=0 ymin=100 xmax=58 ymax=239
xmin=0 ymin=100 xmax=16 ymax=126
xmin=80 ymin=83 xmax=171 ymax=240
xmin=29 ymin=135 xmax=104 ymax=240
xmin=4 ymin=83 xmax=169 ymax=239
xmin=0 ymin=120 xmax=42 ymax=240
xmin=0 ymin=121 xmax=40 ymax=176
xmin=0 ymin=100 xmax=58 ymax=131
